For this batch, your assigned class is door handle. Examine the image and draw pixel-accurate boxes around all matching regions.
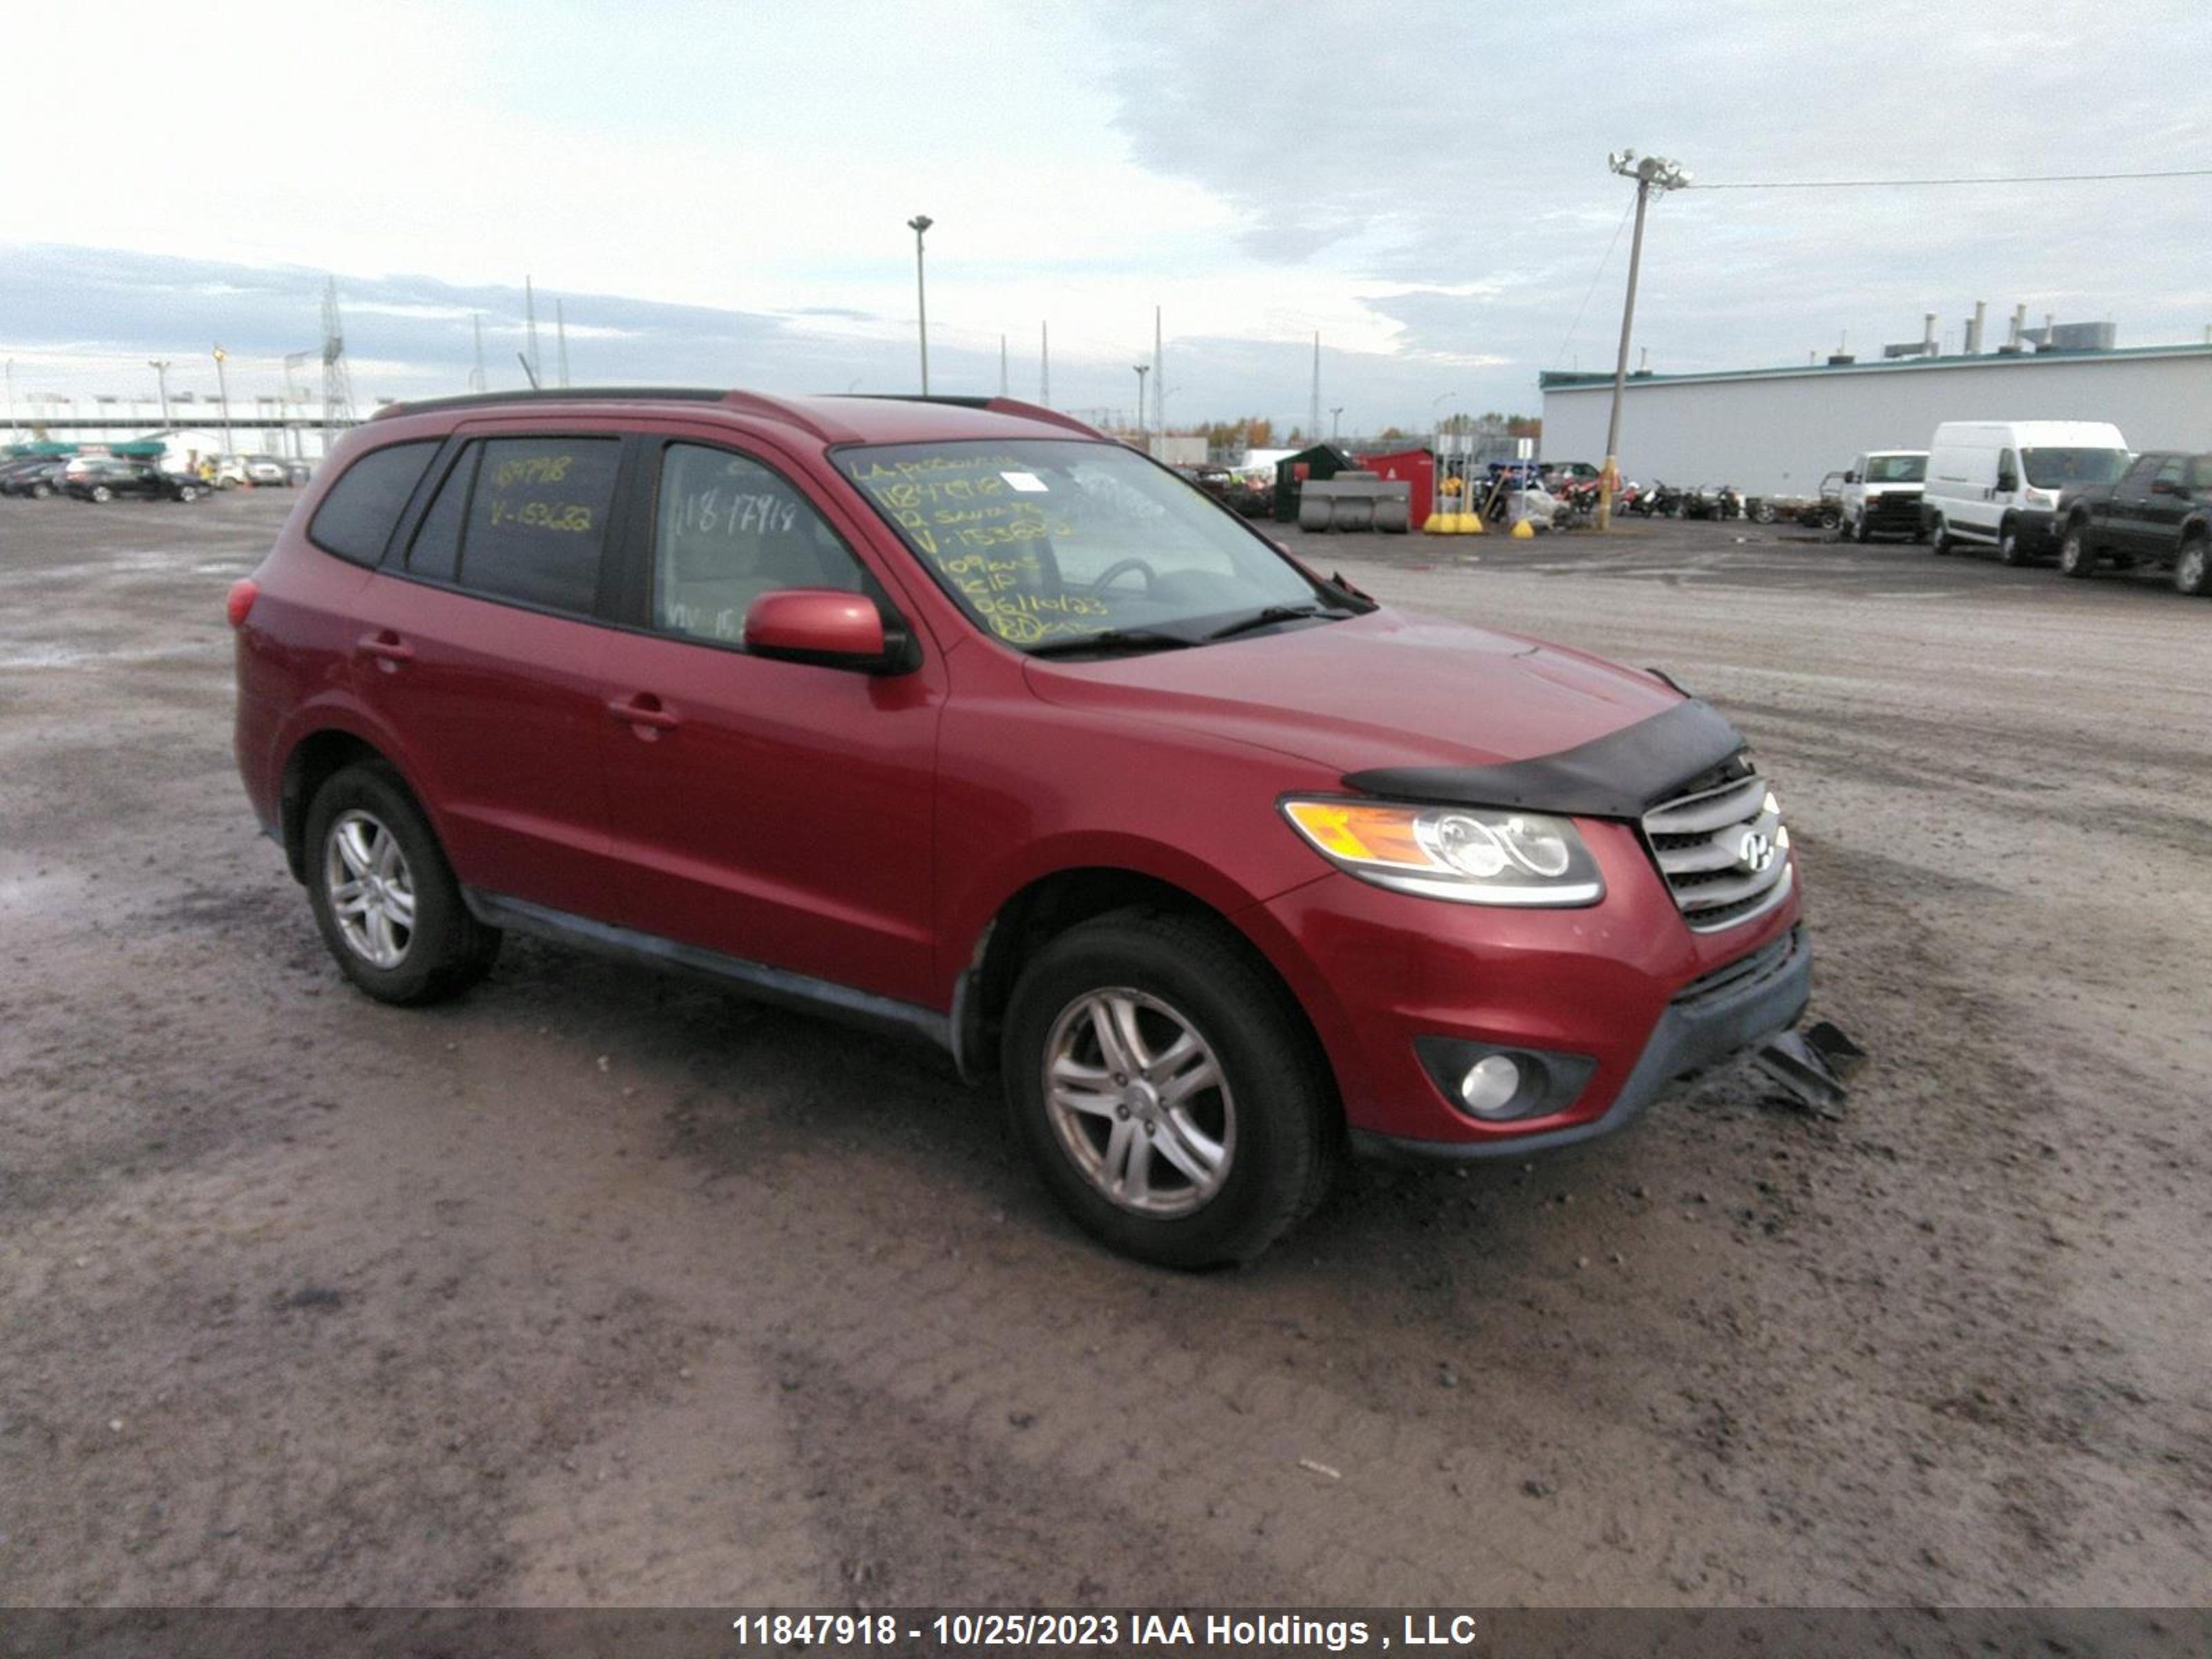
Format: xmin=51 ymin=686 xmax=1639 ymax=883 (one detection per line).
xmin=606 ymin=695 xmax=680 ymax=731
xmin=355 ymin=631 xmax=415 ymax=667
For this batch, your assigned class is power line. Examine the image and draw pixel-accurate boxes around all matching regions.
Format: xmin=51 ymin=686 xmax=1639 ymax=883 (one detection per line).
xmin=1691 ymin=167 xmax=2212 ymax=190
xmin=1552 ymin=194 xmax=1637 ymax=371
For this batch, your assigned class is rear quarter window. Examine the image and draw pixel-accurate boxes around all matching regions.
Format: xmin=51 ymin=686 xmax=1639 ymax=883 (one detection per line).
xmin=308 ymin=441 xmax=440 ymax=566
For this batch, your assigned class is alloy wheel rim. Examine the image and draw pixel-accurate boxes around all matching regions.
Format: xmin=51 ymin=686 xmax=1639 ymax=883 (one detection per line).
xmin=1042 ymin=987 xmax=1235 ymax=1218
xmin=324 ymin=809 xmax=416 ymax=969
xmin=2182 ymin=545 xmax=2206 ymax=591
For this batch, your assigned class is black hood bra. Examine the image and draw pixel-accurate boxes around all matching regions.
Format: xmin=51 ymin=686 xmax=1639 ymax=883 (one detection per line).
xmin=1343 ymin=697 xmax=1745 ymax=821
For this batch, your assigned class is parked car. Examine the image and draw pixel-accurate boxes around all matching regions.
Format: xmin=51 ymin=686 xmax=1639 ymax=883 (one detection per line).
xmin=1835 ymin=450 xmax=1928 ymax=543
xmin=282 ymin=459 xmax=317 ymax=486
xmin=231 ymin=389 xmax=1820 ymax=1267
xmin=241 ymin=454 xmax=291 ymax=486
xmin=1922 ymin=421 xmax=2130 ymax=563
xmin=62 ymin=458 xmax=206 ymax=503
xmin=1172 ymin=462 xmax=1233 ymax=498
xmin=0 ymin=458 xmax=68 ymax=498
xmin=2054 ymin=451 xmax=2212 ymax=595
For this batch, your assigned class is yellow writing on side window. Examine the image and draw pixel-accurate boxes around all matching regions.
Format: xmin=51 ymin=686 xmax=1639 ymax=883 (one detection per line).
xmin=490 ymin=453 xmax=574 ymax=489
xmin=486 ymin=498 xmax=594 ymax=534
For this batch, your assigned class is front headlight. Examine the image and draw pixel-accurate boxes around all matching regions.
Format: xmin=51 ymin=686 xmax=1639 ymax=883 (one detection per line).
xmin=1281 ymin=798 xmax=1604 ymax=906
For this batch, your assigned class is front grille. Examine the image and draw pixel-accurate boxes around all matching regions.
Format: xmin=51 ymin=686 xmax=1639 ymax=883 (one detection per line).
xmin=1642 ymin=756 xmax=1793 ymax=932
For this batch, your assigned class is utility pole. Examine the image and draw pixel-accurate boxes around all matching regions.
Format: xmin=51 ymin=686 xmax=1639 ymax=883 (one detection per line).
xmin=907 ymin=215 xmax=934 ymax=393
xmin=1133 ymin=364 xmax=1150 ymax=451
xmin=148 ymin=360 xmax=173 ymax=429
xmin=1330 ymin=406 xmax=1344 ymax=441
xmin=556 ymin=299 xmax=570 ymax=387
xmin=1000 ymin=334 xmax=1008 ymax=397
xmin=212 ymin=345 xmax=233 ymax=456
xmin=1309 ymin=332 xmax=1321 ymax=443
xmin=524 ymin=276 xmax=541 ymax=386
xmin=1599 ymin=149 xmax=1690 ymax=532
xmin=1154 ymin=305 xmax=1163 ymax=435
xmin=4 ymin=359 xmax=14 ymax=435
xmin=469 ymin=314 xmax=487 ymax=393
xmin=1040 ymin=321 xmax=1050 ymax=405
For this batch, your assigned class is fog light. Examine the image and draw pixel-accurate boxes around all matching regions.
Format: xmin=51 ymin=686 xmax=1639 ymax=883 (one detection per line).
xmin=1459 ymin=1055 xmax=1523 ymax=1118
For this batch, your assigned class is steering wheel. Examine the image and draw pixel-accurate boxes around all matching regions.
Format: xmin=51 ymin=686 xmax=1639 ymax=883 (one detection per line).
xmin=1091 ymin=557 xmax=1157 ymax=593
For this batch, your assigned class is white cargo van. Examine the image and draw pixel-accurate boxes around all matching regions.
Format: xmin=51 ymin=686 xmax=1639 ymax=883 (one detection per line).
xmin=1922 ymin=421 xmax=2130 ymax=564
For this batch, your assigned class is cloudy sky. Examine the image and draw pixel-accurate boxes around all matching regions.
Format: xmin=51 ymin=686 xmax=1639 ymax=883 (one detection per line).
xmin=6 ymin=0 xmax=2208 ymax=435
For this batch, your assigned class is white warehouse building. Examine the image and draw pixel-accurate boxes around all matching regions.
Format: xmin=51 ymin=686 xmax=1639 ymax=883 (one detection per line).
xmin=1539 ymin=342 xmax=2212 ymax=497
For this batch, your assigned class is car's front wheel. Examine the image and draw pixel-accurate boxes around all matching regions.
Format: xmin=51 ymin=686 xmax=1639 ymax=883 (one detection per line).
xmin=303 ymin=762 xmax=500 ymax=1005
xmin=1928 ymin=514 xmax=1950 ymax=554
xmin=176 ymin=485 xmax=198 ymax=503
xmin=1997 ymin=520 xmax=2027 ymax=565
xmin=2176 ymin=535 xmax=2211 ymax=597
xmin=2059 ymin=523 xmax=2099 ymax=579
xmin=1003 ymin=909 xmax=1336 ymax=1268
xmin=90 ymin=485 xmax=113 ymax=503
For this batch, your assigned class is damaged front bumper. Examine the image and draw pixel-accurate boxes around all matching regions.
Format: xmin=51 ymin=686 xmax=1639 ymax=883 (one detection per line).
xmin=1351 ymin=925 xmax=1819 ymax=1163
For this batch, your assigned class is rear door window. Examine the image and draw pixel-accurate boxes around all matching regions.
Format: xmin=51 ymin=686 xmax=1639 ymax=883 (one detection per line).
xmin=309 ymin=440 xmax=440 ymax=565
xmin=451 ymin=437 xmax=621 ymax=615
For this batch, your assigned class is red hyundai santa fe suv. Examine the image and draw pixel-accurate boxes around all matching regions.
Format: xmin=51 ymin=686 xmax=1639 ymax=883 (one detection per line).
xmin=232 ymin=389 xmax=1815 ymax=1266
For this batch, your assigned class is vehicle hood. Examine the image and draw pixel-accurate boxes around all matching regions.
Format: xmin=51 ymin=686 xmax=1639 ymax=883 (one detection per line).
xmin=1022 ymin=607 xmax=1686 ymax=777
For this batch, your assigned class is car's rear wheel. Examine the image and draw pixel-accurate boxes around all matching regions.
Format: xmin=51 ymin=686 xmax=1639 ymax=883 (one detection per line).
xmin=303 ymin=762 xmax=500 ymax=1005
xmin=30 ymin=482 xmax=50 ymax=499
xmin=176 ymin=485 xmax=198 ymax=503
xmin=2175 ymin=535 xmax=2211 ymax=597
xmin=90 ymin=485 xmax=113 ymax=503
xmin=1997 ymin=519 xmax=2026 ymax=565
xmin=1003 ymin=909 xmax=1336 ymax=1268
xmin=2058 ymin=523 xmax=2099 ymax=579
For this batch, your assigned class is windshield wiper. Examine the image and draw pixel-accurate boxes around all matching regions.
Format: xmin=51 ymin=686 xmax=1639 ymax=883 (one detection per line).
xmin=1026 ymin=628 xmax=1197 ymax=657
xmin=1203 ymin=603 xmax=1351 ymax=643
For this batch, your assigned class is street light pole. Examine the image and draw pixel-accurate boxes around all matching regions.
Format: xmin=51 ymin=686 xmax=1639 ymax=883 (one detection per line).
xmin=212 ymin=346 xmax=234 ymax=456
xmin=149 ymin=360 xmax=173 ymax=429
xmin=1132 ymin=365 xmax=1150 ymax=451
xmin=1330 ymin=406 xmax=1344 ymax=442
xmin=1598 ymin=150 xmax=1689 ymax=532
xmin=906 ymin=215 xmax=934 ymax=394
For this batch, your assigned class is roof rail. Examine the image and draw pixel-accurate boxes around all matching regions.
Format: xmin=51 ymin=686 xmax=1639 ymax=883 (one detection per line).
xmin=834 ymin=394 xmax=1104 ymax=439
xmin=373 ymin=386 xmax=729 ymax=420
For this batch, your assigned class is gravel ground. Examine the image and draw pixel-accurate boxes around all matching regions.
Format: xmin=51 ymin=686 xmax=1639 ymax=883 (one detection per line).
xmin=2 ymin=492 xmax=2206 ymax=1613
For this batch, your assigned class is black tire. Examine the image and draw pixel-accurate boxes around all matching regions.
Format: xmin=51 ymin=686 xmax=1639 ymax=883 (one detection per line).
xmin=1817 ymin=507 xmax=1839 ymax=532
xmin=2058 ymin=522 xmax=2099 ymax=579
xmin=302 ymin=762 xmax=500 ymax=1006
xmin=90 ymin=485 xmax=113 ymax=503
xmin=1852 ymin=511 xmax=1871 ymax=545
xmin=2175 ymin=535 xmax=2211 ymax=597
xmin=29 ymin=482 xmax=50 ymax=499
xmin=1996 ymin=519 xmax=2027 ymax=566
xmin=176 ymin=485 xmax=198 ymax=503
xmin=1928 ymin=515 xmax=1950 ymax=555
xmin=1002 ymin=908 xmax=1337 ymax=1268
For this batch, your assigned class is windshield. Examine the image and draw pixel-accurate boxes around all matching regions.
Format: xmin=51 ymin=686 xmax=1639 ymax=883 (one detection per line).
xmin=838 ymin=438 xmax=1324 ymax=650
xmin=1866 ymin=454 xmax=1926 ymax=482
xmin=2022 ymin=447 xmax=2129 ymax=489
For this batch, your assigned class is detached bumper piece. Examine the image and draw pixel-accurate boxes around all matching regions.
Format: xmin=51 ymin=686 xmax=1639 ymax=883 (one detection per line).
xmin=1752 ymin=1020 xmax=1866 ymax=1120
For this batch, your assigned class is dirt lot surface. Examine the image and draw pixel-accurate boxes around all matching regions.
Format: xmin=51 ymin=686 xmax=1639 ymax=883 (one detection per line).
xmin=3 ymin=492 xmax=2207 ymax=1613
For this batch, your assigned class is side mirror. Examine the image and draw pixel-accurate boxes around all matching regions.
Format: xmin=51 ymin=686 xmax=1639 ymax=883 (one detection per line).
xmin=743 ymin=589 xmax=899 ymax=673
xmin=1996 ymin=472 xmax=2018 ymax=494
xmin=1842 ymin=471 xmax=1859 ymax=485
